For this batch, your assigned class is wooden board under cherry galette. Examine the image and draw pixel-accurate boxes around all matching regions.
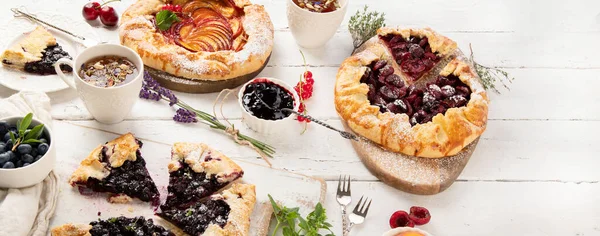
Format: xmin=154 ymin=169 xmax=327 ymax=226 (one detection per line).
xmin=0 ymin=0 xmax=598 ymax=235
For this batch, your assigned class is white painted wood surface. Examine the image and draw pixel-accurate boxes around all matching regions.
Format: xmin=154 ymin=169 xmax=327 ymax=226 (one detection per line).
xmin=1 ymin=0 xmax=599 ymax=235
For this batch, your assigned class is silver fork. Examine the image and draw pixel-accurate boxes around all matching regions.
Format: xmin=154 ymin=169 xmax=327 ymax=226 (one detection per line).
xmin=345 ymin=195 xmax=372 ymax=235
xmin=11 ymin=7 xmax=103 ymax=48
xmin=336 ymin=175 xmax=352 ymax=236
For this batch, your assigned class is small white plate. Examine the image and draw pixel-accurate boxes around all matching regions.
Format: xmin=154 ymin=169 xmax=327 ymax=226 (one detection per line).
xmin=0 ymin=13 xmax=97 ymax=92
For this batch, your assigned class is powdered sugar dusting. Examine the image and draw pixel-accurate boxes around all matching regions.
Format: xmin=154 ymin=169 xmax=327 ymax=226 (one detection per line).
xmin=233 ymin=6 xmax=274 ymax=63
xmin=172 ymin=54 xmax=210 ymax=75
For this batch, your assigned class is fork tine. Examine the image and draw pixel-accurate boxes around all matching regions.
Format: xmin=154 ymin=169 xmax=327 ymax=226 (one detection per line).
xmin=346 ymin=175 xmax=351 ymax=194
xmin=358 ymin=197 xmax=367 ymax=213
xmin=362 ymin=199 xmax=372 ymax=216
xmin=337 ymin=175 xmax=342 ymax=193
xmin=353 ymin=196 xmax=364 ymax=213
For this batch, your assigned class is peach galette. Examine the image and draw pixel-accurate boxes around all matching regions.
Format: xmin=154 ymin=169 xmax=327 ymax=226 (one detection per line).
xmin=119 ymin=0 xmax=274 ymax=81
xmin=335 ymin=27 xmax=489 ymax=158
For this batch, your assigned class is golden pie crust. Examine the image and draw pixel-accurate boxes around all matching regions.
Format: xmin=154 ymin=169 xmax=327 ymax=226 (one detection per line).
xmin=205 ymin=183 xmax=256 ymax=235
xmin=335 ymin=27 xmax=489 ymax=158
xmin=51 ymin=224 xmax=93 ymax=236
xmin=119 ymin=0 xmax=274 ymax=81
xmin=69 ymin=133 xmax=140 ymax=185
xmin=169 ymin=142 xmax=244 ymax=183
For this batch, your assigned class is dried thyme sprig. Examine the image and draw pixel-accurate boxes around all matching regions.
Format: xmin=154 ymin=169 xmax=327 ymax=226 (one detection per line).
xmin=348 ymin=5 xmax=386 ymax=54
xmin=469 ymin=43 xmax=514 ymax=94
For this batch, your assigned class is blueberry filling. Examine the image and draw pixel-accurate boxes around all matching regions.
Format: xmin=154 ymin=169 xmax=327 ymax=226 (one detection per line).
xmin=379 ymin=35 xmax=440 ymax=81
xmin=23 ymin=44 xmax=72 ymax=75
xmin=242 ymin=79 xmax=294 ymax=120
xmin=159 ymin=199 xmax=231 ymax=235
xmin=161 ymin=163 xmax=240 ymax=209
xmin=78 ymin=139 xmax=160 ymax=204
xmin=362 ymin=60 xmax=471 ymax=126
xmin=89 ymin=216 xmax=174 ymax=236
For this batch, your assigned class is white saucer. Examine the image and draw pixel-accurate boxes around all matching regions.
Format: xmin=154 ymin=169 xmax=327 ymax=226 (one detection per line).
xmin=0 ymin=12 xmax=97 ymax=92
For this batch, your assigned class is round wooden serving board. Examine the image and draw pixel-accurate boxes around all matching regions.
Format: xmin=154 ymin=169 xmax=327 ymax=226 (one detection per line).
xmin=342 ymin=121 xmax=479 ymax=195
xmin=147 ymin=54 xmax=271 ymax=93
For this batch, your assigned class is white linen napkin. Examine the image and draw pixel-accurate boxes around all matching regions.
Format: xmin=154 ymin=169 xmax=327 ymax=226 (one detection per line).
xmin=0 ymin=91 xmax=59 ymax=236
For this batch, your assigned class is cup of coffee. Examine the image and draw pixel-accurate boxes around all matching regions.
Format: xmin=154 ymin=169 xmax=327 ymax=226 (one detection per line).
xmin=54 ymin=44 xmax=143 ymax=124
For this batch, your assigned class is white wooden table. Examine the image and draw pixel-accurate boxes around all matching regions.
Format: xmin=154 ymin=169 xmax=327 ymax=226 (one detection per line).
xmin=2 ymin=0 xmax=600 ymax=235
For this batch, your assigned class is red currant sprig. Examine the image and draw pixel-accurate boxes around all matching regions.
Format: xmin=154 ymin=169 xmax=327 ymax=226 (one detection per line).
xmin=294 ymin=50 xmax=314 ymax=126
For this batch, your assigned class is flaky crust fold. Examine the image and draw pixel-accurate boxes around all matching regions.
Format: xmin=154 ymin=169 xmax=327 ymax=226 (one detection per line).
xmin=335 ymin=29 xmax=489 ymax=158
xmin=119 ymin=0 xmax=274 ymax=81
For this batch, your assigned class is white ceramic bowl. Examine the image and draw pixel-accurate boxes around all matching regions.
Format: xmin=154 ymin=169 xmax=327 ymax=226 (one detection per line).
xmin=286 ymin=0 xmax=349 ymax=48
xmin=238 ymin=77 xmax=300 ymax=134
xmin=0 ymin=116 xmax=56 ymax=188
xmin=382 ymin=227 xmax=433 ymax=236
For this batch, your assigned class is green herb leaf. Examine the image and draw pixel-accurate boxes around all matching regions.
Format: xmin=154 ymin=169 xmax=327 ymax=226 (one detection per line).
xmin=9 ymin=131 xmax=16 ymax=144
xmin=155 ymin=10 xmax=180 ymax=31
xmin=269 ymin=195 xmax=335 ymax=236
xmin=108 ymin=218 xmax=117 ymax=223
xmin=186 ymin=208 xmax=194 ymax=216
xmin=19 ymin=113 xmax=33 ymax=135
xmin=22 ymin=139 xmax=42 ymax=144
xmin=24 ymin=124 xmax=44 ymax=141
xmin=348 ymin=5 xmax=386 ymax=54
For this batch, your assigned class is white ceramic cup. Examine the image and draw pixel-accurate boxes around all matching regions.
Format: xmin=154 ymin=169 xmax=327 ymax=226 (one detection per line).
xmin=286 ymin=0 xmax=349 ymax=48
xmin=54 ymin=44 xmax=144 ymax=124
xmin=238 ymin=77 xmax=300 ymax=134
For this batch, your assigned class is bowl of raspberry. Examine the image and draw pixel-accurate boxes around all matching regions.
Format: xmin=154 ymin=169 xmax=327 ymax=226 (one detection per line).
xmin=0 ymin=115 xmax=55 ymax=188
xmin=238 ymin=77 xmax=300 ymax=134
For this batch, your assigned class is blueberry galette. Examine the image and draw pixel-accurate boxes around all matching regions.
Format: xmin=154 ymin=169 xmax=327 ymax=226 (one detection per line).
xmin=69 ymin=133 xmax=160 ymax=204
xmin=51 ymin=216 xmax=174 ymax=236
xmin=1 ymin=26 xmax=72 ymax=75
xmin=335 ymin=27 xmax=489 ymax=158
xmin=119 ymin=0 xmax=274 ymax=81
xmin=156 ymin=142 xmax=254 ymax=235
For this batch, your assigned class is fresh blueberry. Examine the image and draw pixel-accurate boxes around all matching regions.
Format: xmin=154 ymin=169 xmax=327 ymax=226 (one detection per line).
xmin=22 ymin=154 xmax=34 ymax=163
xmin=17 ymin=144 xmax=33 ymax=155
xmin=7 ymin=151 xmax=16 ymax=161
xmin=2 ymin=161 xmax=15 ymax=169
xmin=3 ymin=132 xmax=11 ymax=142
xmin=5 ymin=140 xmax=12 ymax=151
xmin=37 ymin=143 xmax=49 ymax=156
xmin=30 ymin=149 xmax=37 ymax=157
xmin=22 ymin=163 xmax=30 ymax=167
xmin=0 ymin=121 xmax=7 ymax=137
xmin=16 ymin=160 xmax=23 ymax=167
xmin=39 ymin=138 xmax=48 ymax=144
xmin=0 ymin=152 xmax=10 ymax=165
xmin=0 ymin=143 xmax=5 ymax=153
xmin=7 ymin=126 xmax=17 ymax=134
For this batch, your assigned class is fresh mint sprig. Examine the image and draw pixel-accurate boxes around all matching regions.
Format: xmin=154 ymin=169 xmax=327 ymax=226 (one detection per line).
xmin=10 ymin=113 xmax=44 ymax=151
xmin=268 ymin=194 xmax=335 ymax=236
xmin=155 ymin=10 xmax=180 ymax=31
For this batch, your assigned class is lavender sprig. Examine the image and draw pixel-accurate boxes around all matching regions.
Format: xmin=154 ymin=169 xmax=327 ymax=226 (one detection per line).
xmin=139 ymin=72 xmax=276 ymax=157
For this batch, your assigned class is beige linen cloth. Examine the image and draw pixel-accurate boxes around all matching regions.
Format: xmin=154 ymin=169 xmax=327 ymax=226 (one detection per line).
xmin=0 ymin=92 xmax=59 ymax=236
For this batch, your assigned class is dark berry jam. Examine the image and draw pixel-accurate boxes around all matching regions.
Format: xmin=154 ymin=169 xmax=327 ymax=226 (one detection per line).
xmin=89 ymin=216 xmax=174 ymax=236
xmin=161 ymin=163 xmax=241 ymax=210
xmin=362 ymin=60 xmax=471 ymax=126
xmin=242 ymin=79 xmax=295 ymax=120
xmin=158 ymin=199 xmax=231 ymax=235
xmin=24 ymin=44 xmax=72 ymax=75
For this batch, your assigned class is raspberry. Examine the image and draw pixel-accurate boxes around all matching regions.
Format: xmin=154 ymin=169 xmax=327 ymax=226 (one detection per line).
xmin=408 ymin=206 xmax=431 ymax=225
xmin=389 ymin=210 xmax=414 ymax=228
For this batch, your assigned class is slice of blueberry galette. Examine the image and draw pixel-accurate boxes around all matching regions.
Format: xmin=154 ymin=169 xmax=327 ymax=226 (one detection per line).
xmin=335 ymin=27 xmax=489 ymax=158
xmin=69 ymin=133 xmax=160 ymax=204
xmin=1 ymin=26 xmax=72 ymax=75
xmin=156 ymin=142 xmax=255 ymax=235
xmin=51 ymin=216 xmax=174 ymax=236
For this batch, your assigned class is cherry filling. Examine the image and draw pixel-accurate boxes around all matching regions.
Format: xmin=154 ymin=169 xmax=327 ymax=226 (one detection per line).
xmin=362 ymin=60 xmax=471 ymax=126
xmin=89 ymin=216 xmax=174 ymax=236
xmin=161 ymin=163 xmax=238 ymax=209
xmin=242 ymin=79 xmax=295 ymax=120
xmin=379 ymin=35 xmax=440 ymax=81
xmin=159 ymin=199 xmax=231 ymax=235
xmin=77 ymin=140 xmax=160 ymax=204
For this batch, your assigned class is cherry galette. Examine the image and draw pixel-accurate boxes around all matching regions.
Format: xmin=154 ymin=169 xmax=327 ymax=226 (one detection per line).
xmin=335 ymin=27 xmax=489 ymax=158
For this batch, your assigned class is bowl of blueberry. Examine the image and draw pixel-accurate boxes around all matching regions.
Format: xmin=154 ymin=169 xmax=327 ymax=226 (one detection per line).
xmin=0 ymin=113 xmax=55 ymax=188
